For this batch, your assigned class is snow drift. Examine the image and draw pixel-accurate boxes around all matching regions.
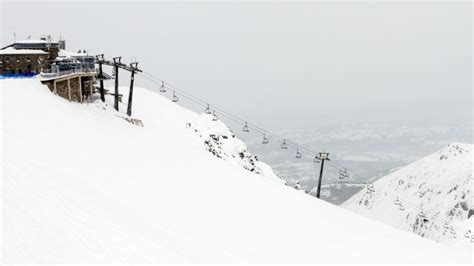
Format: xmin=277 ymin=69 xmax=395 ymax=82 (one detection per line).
xmin=1 ymin=79 xmax=471 ymax=263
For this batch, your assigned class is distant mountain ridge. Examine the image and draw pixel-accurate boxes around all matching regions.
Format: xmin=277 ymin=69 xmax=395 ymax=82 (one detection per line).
xmin=343 ymin=143 xmax=473 ymax=245
xmin=241 ymin=122 xmax=472 ymax=204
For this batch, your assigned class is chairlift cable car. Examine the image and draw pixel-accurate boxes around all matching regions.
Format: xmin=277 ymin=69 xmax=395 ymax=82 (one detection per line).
xmin=212 ymin=111 xmax=218 ymax=121
xmin=463 ymin=230 xmax=471 ymax=238
xmin=398 ymin=203 xmax=405 ymax=211
xmin=281 ymin=139 xmax=288 ymax=149
xmin=394 ymin=197 xmax=401 ymax=206
xmin=418 ymin=210 xmax=426 ymax=219
xmin=262 ymin=134 xmax=269 ymax=144
xmin=159 ymin=81 xmax=166 ymax=93
xmin=339 ymin=168 xmax=348 ymax=179
xmin=172 ymin=91 xmax=179 ymax=102
xmin=367 ymin=184 xmax=375 ymax=193
xmin=296 ymin=148 xmax=302 ymax=159
xmin=338 ymin=169 xmax=344 ymax=179
xmin=242 ymin=122 xmax=250 ymax=133
xmin=204 ymin=104 xmax=212 ymax=114
xmin=314 ymin=156 xmax=321 ymax=163
xmin=450 ymin=227 xmax=456 ymax=236
xmin=443 ymin=222 xmax=450 ymax=230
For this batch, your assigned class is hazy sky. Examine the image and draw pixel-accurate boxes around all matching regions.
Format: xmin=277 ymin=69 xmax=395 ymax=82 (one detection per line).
xmin=1 ymin=1 xmax=472 ymax=129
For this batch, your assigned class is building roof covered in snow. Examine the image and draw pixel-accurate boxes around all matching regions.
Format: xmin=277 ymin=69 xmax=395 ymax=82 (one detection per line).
xmin=15 ymin=39 xmax=49 ymax=44
xmin=57 ymin=49 xmax=92 ymax=59
xmin=13 ymin=38 xmax=62 ymax=50
xmin=0 ymin=47 xmax=48 ymax=55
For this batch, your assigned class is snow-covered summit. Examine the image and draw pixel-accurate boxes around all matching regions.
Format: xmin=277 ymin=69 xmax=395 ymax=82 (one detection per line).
xmin=1 ymin=79 xmax=470 ymax=263
xmin=343 ymin=143 xmax=473 ymax=245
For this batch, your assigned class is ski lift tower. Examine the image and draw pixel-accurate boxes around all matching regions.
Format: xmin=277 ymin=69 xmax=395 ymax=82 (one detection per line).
xmin=315 ymin=152 xmax=330 ymax=199
xmin=127 ymin=62 xmax=142 ymax=116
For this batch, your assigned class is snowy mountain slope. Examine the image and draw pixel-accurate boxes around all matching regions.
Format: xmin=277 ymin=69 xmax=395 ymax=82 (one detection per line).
xmin=343 ymin=143 xmax=473 ymax=245
xmin=242 ymin=122 xmax=472 ymax=204
xmin=1 ymin=79 xmax=471 ymax=263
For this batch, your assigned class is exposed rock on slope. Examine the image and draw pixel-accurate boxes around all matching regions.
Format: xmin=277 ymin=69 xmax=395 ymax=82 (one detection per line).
xmin=344 ymin=143 xmax=473 ymax=245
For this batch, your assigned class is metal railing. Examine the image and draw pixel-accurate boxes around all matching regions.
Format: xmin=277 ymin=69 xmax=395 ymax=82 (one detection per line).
xmin=40 ymin=64 xmax=97 ymax=79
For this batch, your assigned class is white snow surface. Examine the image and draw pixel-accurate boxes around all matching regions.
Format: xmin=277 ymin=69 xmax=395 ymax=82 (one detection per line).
xmin=344 ymin=143 xmax=473 ymax=246
xmin=1 ymin=79 xmax=472 ymax=263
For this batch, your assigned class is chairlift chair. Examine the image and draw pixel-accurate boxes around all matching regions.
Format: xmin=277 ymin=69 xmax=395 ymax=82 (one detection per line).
xmin=262 ymin=134 xmax=269 ymax=144
xmin=443 ymin=222 xmax=450 ymax=230
xmin=159 ymin=81 xmax=167 ymax=93
xmin=394 ymin=197 xmax=401 ymax=206
xmin=367 ymin=184 xmax=375 ymax=193
xmin=314 ymin=156 xmax=321 ymax=163
xmin=339 ymin=168 xmax=348 ymax=179
xmin=418 ymin=211 xmax=427 ymax=222
xmin=281 ymin=139 xmax=288 ymax=149
xmin=464 ymin=230 xmax=471 ymax=238
xmin=204 ymin=104 xmax=212 ymax=114
xmin=242 ymin=122 xmax=250 ymax=133
xmin=172 ymin=91 xmax=179 ymax=102
xmin=296 ymin=148 xmax=302 ymax=159
xmin=450 ymin=227 xmax=456 ymax=236
xmin=212 ymin=111 xmax=218 ymax=121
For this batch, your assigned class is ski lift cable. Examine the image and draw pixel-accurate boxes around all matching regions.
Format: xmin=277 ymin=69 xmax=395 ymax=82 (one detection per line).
xmin=138 ymin=71 xmax=470 ymax=232
xmin=139 ymin=74 xmax=330 ymax=171
xmin=140 ymin=72 xmax=318 ymax=154
xmin=141 ymin=72 xmax=405 ymax=194
xmin=327 ymin=159 xmax=470 ymax=232
xmin=142 ymin=74 xmax=325 ymax=161
xmin=141 ymin=73 xmax=357 ymax=180
xmin=139 ymin=71 xmax=320 ymax=154
xmin=328 ymin=159 xmax=427 ymax=208
xmin=139 ymin=75 xmax=273 ymax=138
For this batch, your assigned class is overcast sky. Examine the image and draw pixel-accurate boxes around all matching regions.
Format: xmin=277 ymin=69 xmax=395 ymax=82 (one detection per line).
xmin=1 ymin=1 xmax=472 ymax=129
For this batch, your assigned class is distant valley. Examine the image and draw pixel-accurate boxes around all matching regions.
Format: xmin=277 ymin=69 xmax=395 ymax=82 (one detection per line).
xmin=237 ymin=121 xmax=472 ymax=204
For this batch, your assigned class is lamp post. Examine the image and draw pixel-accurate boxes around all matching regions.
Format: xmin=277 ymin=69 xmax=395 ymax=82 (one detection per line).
xmin=316 ymin=152 xmax=330 ymax=199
